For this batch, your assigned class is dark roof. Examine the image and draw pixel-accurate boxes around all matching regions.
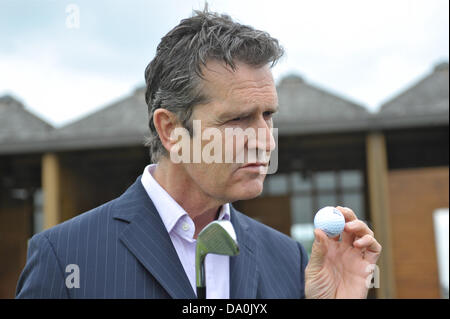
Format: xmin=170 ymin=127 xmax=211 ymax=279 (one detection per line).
xmin=1 ymin=61 xmax=447 ymax=154
xmin=0 ymin=95 xmax=53 ymax=153
xmin=374 ymin=61 xmax=449 ymax=129
xmin=0 ymin=88 xmax=149 ymax=154
xmin=275 ymin=74 xmax=371 ymax=135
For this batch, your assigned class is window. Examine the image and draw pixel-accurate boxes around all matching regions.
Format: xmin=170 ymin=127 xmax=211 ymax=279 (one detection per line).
xmin=262 ymin=169 xmax=366 ymax=255
xmin=318 ymin=194 xmax=337 ymax=210
xmin=342 ymin=193 xmax=364 ymax=219
xmin=265 ymin=173 xmax=289 ymax=195
xmin=433 ymin=208 xmax=449 ymax=298
xmin=291 ymin=196 xmax=312 ymax=224
xmin=340 ymin=170 xmax=365 ymax=220
xmin=291 ymin=172 xmax=311 ymax=192
xmin=316 ymin=171 xmax=336 ymax=190
xmin=33 ymin=189 xmax=44 ymax=235
xmin=341 ymin=170 xmax=363 ymax=188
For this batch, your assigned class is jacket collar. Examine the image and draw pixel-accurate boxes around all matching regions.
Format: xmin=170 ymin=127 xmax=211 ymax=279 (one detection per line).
xmin=112 ymin=176 xmax=259 ymax=299
xmin=229 ymin=205 xmax=259 ymax=299
xmin=113 ymin=177 xmax=196 ymax=299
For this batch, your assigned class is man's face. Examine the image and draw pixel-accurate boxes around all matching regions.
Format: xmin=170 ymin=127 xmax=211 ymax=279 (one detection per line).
xmin=177 ymin=60 xmax=278 ymax=203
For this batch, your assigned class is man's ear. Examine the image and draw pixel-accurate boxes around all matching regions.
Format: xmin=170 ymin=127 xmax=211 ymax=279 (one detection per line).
xmin=152 ymin=109 xmax=180 ymax=153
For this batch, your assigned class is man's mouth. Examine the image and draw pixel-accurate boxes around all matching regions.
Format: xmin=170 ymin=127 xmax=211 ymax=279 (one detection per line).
xmin=238 ymin=162 xmax=269 ymax=173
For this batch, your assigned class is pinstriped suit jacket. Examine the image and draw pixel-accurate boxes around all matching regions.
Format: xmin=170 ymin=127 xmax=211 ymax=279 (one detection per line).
xmin=16 ymin=176 xmax=308 ymax=299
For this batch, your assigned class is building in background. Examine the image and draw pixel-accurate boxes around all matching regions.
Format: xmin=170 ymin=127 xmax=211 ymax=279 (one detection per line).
xmin=0 ymin=95 xmax=52 ymax=298
xmin=0 ymin=62 xmax=448 ymax=299
xmin=374 ymin=61 xmax=449 ymax=298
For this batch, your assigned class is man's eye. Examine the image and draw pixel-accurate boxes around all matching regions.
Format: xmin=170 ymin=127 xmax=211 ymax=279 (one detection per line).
xmin=263 ymin=111 xmax=274 ymax=118
xmin=230 ymin=117 xmax=242 ymax=122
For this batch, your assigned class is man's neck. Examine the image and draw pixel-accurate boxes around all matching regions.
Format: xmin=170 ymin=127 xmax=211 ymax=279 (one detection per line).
xmin=152 ymin=159 xmax=225 ymax=238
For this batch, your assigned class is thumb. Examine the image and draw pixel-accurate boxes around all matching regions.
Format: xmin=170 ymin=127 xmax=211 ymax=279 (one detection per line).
xmin=308 ymin=229 xmax=329 ymax=268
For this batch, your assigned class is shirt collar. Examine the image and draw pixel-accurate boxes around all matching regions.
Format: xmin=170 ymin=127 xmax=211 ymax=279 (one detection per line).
xmin=141 ymin=164 xmax=230 ymax=235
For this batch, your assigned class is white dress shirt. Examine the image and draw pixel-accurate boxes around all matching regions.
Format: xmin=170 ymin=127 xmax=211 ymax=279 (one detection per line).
xmin=141 ymin=164 xmax=231 ymax=299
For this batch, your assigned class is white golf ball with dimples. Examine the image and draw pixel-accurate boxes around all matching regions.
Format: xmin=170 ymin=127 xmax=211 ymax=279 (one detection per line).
xmin=314 ymin=206 xmax=345 ymax=237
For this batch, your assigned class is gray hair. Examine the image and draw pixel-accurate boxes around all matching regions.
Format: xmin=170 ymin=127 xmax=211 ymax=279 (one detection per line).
xmin=144 ymin=7 xmax=284 ymax=163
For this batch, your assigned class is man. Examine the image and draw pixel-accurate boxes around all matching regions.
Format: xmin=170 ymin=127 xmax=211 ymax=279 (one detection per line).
xmin=16 ymin=9 xmax=381 ymax=299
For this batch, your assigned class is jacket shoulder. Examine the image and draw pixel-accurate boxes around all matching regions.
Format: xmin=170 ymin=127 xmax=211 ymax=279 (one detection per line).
xmin=38 ymin=198 xmax=118 ymax=242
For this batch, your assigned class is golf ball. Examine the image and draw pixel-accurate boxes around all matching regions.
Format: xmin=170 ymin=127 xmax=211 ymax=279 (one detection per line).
xmin=314 ymin=206 xmax=345 ymax=237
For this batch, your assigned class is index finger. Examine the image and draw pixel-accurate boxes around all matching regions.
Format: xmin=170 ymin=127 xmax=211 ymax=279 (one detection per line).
xmin=336 ymin=206 xmax=358 ymax=222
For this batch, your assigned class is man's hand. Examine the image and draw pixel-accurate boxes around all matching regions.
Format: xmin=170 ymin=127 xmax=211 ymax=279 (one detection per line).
xmin=305 ymin=206 xmax=382 ymax=299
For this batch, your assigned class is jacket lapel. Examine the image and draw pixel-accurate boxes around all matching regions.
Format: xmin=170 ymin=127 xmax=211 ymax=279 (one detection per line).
xmin=229 ymin=205 xmax=259 ymax=298
xmin=113 ymin=177 xmax=196 ymax=299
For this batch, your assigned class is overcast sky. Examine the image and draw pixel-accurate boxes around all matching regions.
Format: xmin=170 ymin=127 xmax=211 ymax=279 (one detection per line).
xmin=0 ymin=0 xmax=448 ymax=127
